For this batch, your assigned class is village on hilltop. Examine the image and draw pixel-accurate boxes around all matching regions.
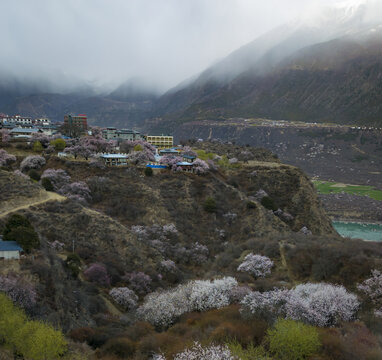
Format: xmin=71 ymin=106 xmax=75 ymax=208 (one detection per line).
xmin=0 ymin=113 xmax=211 ymax=174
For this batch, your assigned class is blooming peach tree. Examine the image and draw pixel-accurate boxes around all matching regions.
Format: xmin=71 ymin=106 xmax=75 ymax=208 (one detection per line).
xmin=237 ymin=253 xmax=274 ymax=278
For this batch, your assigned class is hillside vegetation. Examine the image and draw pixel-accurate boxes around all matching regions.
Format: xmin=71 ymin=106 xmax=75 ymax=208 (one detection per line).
xmin=0 ymin=142 xmax=382 ymax=359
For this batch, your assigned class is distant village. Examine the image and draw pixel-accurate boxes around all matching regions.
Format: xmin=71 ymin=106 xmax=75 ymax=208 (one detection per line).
xmin=0 ymin=113 xmax=206 ymax=173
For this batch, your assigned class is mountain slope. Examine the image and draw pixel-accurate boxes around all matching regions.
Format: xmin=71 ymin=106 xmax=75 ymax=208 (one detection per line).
xmin=147 ymin=1 xmax=382 ymax=131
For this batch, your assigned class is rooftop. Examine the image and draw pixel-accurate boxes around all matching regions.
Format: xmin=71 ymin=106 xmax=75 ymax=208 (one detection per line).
xmin=10 ymin=128 xmax=40 ymax=133
xmin=0 ymin=241 xmax=23 ymax=252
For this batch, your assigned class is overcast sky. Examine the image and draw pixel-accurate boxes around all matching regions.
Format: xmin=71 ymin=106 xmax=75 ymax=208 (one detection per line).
xmin=0 ymin=0 xmax=363 ymax=92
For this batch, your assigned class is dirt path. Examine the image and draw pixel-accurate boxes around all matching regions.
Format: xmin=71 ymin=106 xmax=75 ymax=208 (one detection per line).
xmin=279 ymin=241 xmax=296 ymax=285
xmin=0 ymin=191 xmax=66 ymax=218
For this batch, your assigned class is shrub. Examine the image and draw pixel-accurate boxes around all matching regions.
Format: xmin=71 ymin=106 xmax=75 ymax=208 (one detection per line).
xmin=65 ymin=253 xmax=82 ymax=277
xmin=4 ymin=226 xmax=40 ymax=253
xmin=3 ymin=214 xmax=40 ymax=253
xmin=144 ymin=166 xmax=153 ymax=176
xmin=32 ymin=141 xmax=43 ymax=152
xmin=0 ymin=294 xmax=67 ymax=359
xmin=228 ymin=342 xmax=270 ymax=360
xmin=267 ymin=319 xmax=321 ymax=360
xmin=50 ymin=138 xmax=66 ymax=151
xmin=109 ymin=287 xmax=138 ymax=310
xmin=3 ymin=214 xmax=32 ymax=237
xmin=261 ymin=196 xmax=277 ymax=211
xmin=28 ymin=169 xmax=41 ymax=181
xmin=84 ymin=263 xmax=110 ymax=287
xmin=204 ymin=197 xmax=217 ymax=213
xmin=41 ymin=177 xmax=54 ymax=191
xmin=101 ymin=337 xmax=136 ymax=358
xmin=246 ymin=201 xmax=257 ymax=209
xmin=20 ymin=155 xmax=46 ymax=172
xmin=237 ymin=253 xmax=274 ymax=279
xmin=14 ymin=320 xmax=67 ymax=360
xmin=320 ymin=322 xmax=382 ymax=360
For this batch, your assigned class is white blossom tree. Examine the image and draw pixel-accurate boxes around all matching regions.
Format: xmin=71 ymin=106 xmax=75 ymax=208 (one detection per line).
xmin=237 ymin=253 xmax=274 ymax=278
xmin=137 ymin=277 xmax=238 ymax=328
xmin=358 ymin=270 xmax=382 ymax=317
xmin=241 ymin=283 xmax=359 ymax=327
xmin=189 ymin=277 xmax=238 ymax=312
xmin=285 ymin=283 xmax=359 ymax=326
xmin=109 ymin=287 xmax=138 ymax=310
xmin=173 ymin=342 xmax=235 ymax=360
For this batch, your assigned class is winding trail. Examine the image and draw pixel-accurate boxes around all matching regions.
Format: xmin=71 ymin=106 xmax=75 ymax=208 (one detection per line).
xmin=0 ymin=192 xmax=66 ymax=218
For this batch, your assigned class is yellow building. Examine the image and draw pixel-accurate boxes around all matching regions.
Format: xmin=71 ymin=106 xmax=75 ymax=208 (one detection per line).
xmin=146 ymin=135 xmax=174 ymax=149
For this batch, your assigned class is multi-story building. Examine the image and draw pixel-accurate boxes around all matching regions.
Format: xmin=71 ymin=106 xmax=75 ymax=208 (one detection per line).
xmin=102 ymin=127 xmax=144 ymax=141
xmin=146 ymin=135 xmax=173 ymax=149
xmin=33 ymin=118 xmax=51 ymax=126
xmin=63 ymin=114 xmax=88 ymax=136
xmin=0 ymin=114 xmax=33 ymax=126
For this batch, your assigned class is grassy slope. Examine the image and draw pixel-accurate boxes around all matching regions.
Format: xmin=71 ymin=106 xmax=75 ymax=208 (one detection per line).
xmin=314 ymin=181 xmax=382 ymax=201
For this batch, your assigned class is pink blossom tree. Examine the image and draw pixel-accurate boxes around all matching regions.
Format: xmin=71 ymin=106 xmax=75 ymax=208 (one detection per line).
xmin=129 ymin=149 xmax=155 ymax=165
xmin=41 ymin=169 xmax=71 ymax=190
xmin=123 ymin=272 xmax=152 ymax=295
xmin=80 ymin=135 xmax=114 ymax=153
xmin=31 ymin=133 xmax=51 ymax=147
xmin=20 ymin=155 xmax=46 ymax=172
xmin=192 ymin=159 xmax=209 ymax=174
xmin=84 ymin=263 xmax=111 ymax=287
xmin=0 ymin=275 xmax=37 ymax=311
xmin=13 ymin=170 xmax=29 ymax=179
xmin=237 ymin=253 xmax=274 ymax=279
xmin=58 ymin=181 xmax=91 ymax=202
xmin=160 ymin=260 xmax=177 ymax=273
xmin=159 ymin=155 xmax=183 ymax=170
xmin=0 ymin=149 xmax=16 ymax=167
xmin=120 ymin=139 xmax=156 ymax=155
xmin=182 ymin=146 xmax=197 ymax=157
xmin=109 ymin=287 xmax=138 ymax=310
xmin=0 ymin=129 xmax=9 ymax=144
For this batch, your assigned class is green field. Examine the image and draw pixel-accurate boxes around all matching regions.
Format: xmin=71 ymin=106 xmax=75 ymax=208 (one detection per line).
xmin=313 ymin=181 xmax=382 ymax=201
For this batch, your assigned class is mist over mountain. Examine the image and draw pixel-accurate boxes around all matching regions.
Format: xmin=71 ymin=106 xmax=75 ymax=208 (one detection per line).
xmin=149 ymin=0 xmax=382 ymax=131
xmin=1 ymin=0 xmax=382 ymax=129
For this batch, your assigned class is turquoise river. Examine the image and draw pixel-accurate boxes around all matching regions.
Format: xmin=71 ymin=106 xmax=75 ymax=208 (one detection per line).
xmin=333 ymin=221 xmax=382 ymax=242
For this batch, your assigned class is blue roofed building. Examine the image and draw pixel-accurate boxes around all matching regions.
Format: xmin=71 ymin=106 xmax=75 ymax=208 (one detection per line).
xmin=0 ymin=239 xmax=23 ymax=260
xmin=182 ymin=154 xmax=196 ymax=163
xmin=159 ymin=148 xmax=179 ymax=156
xmin=9 ymin=127 xmax=42 ymax=139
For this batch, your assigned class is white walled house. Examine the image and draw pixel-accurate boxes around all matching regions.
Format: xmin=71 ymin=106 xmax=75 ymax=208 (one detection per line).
xmin=0 ymin=241 xmax=23 ymax=260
